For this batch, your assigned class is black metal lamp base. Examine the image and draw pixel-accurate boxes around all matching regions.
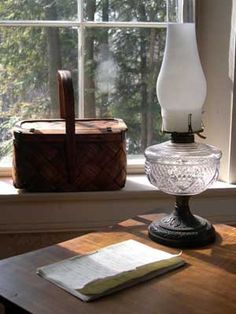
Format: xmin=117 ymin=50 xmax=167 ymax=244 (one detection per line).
xmin=148 ymin=196 xmax=216 ymax=248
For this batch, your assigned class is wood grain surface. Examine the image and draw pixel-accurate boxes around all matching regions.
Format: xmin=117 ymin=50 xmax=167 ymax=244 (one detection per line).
xmin=0 ymin=214 xmax=235 ymax=314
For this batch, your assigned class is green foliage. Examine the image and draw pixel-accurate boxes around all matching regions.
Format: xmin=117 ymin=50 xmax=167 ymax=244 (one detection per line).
xmin=0 ymin=0 xmax=77 ymax=20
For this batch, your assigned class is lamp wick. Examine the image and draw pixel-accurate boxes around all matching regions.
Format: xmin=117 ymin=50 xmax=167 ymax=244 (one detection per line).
xmin=188 ymin=113 xmax=193 ymax=133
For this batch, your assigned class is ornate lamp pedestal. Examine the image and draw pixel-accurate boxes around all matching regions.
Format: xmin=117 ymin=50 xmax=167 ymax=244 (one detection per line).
xmin=148 ymin=195 xmax=215 ymax=248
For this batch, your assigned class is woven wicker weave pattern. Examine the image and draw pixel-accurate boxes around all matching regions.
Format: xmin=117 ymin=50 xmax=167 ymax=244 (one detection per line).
xmin=13 ymin=135 xmax=126 ymax=192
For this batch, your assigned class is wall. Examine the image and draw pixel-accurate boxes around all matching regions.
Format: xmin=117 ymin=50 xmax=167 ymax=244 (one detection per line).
xmin=197 ymin=0 xmax=236 ymax=183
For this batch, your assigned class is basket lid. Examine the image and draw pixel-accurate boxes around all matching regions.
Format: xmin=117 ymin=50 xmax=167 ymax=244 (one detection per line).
xmin=14 ymin=118 xmax=127 ymax=135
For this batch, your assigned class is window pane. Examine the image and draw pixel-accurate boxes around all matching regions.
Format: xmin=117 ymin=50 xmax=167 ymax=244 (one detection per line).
xmin=0 ymin=26 xmax=78 ymax=163
xmin=84 ymin=0 xmax=169 ymax=22
xmin=84 ymin=27 xmax=169 ymax=155
xmin=167 ymin=0 xmax=179 ymax=22
xmin=0 ymin=0 xmax=77 ymax=20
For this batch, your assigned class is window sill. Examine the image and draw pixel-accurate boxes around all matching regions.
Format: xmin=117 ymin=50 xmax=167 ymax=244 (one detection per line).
xmin=0 ymin=175 xmax=235 ymax=234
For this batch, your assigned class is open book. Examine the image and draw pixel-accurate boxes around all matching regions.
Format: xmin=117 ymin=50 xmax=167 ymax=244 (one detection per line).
xmin=37 ymin=239 xmax=185 ymax=302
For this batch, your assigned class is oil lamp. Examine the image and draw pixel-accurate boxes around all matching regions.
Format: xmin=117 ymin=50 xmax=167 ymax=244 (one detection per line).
xmin=145 ymin=23 xmax=222 ymax=248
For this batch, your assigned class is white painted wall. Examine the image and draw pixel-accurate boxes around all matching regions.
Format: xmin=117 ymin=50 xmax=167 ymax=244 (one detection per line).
xmin=197 ymin=0 xmax=236 ymax=183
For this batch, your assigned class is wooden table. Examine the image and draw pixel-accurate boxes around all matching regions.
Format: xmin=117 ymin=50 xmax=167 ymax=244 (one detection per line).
xmin=0 ymin=213 xmax=235 ymax=314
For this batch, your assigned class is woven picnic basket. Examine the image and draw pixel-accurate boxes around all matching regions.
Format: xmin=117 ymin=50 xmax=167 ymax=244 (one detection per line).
xmin=12 ymin=70 xmax=127 ymax=192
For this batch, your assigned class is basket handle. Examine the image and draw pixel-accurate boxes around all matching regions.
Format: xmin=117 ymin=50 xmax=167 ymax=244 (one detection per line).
xmin=57 ymin=70 xmax=76 ymax=184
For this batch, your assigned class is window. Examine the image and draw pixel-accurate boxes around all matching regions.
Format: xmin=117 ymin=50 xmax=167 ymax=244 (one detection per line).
xmin=0 ymin=0 xmax=182 ymax=175
xmin=1 ymin=0 xmax=235 ymax=184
